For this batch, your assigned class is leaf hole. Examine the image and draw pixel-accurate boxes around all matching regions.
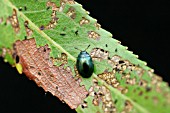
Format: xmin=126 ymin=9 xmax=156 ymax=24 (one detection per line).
xmin=98 ymin=92 xmax=103 ymax=96
xmin=86 ymin=93 xmax=89 ymax=97
xmin=84 ymin=100 xmax=87 ymax=103
xmin=119 ymin=60 xmax=124 ymax=64
xmin=105 ymin=44 xmax=108 ymax=47
xmin=38 ymin=72 xmax=41 ymax=75
xmin=24 ymin=6 xmax=27 ymax=11
xmin=19 ymin=7 xmax=22 ymax=11
xmin=145 ymin=86 xmax=152 ymax=92
xmin=81 ymin=100 xmax=88 ymax=109
xmin=81 ymin=104 xmax=88 ymax=109
xmin=24 ymin=36 xmax=27 ymax=40
xmin=81 ymin=105 xmax=85 ymax=109
xmin=108 ymin=57 xmax=111 ymax=60
xmin=114 ymin=99 xmax=118 ymax=104
xmin=40 ymin=25 xmax=45 ymax=30
xmin=115 ymin=48 xmax=118 ymax=52
xmin=46 ymin=7 xmax=50 ymax=10
xmin=139 ymin=81 xmax=143 ymax=86
xmin=75 ymin=30 xmax=78 ymax=35
xmin=15 ymin=55 xmax=19 ymax=63
xmin=43 ymin=48 xmax=46 ymax=52
xmin=100 ymin=49 xmax=104 ymax=52
xmin=60 ymin=33 xmax=66 ymax=36
xmin=122 ymin=72 xmax=126 ymax=75
xmin=30 ymin=66 xmax=34 ymax=68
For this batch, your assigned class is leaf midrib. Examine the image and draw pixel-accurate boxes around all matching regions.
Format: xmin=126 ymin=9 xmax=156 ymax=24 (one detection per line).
xmin=5 ymin=0 xmax=150 ymax=113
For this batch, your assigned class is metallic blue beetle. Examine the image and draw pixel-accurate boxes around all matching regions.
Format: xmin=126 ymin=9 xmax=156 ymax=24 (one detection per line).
xmin=76 ymin=46 xmax=94 ymax=78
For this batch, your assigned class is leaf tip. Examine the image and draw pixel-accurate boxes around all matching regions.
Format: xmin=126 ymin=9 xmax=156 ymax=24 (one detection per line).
xmin=16 ymin=63 xmax=23 ymax=74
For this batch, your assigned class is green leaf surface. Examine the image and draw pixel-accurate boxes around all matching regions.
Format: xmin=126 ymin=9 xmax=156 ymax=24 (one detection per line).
xmin=0 ymin=0 xmax=170 ymax=113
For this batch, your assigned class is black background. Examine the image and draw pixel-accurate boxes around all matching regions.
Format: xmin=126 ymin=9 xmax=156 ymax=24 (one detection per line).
xmin=0 ymin=0 xmax=170 ymax=113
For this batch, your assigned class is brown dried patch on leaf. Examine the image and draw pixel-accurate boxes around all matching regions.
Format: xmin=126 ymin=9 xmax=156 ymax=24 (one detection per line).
xmin=0 ymin=17 xmax=3 ymax=24
xmin=90 ymin=48 xmax=109 ymax=61
xmin=164 ymin=92 xmax=170 ymax=104
xmin=79 ymin=17 xmax=90 ymax=26
xmin=108 ymin=55 xmax=170 ymax=99
xmin=94 ymin=22 xmax=101 ymax=30
xmin=46 ymin=1 xmax=59 ymax=11
xmin=58 ymin=0 xmax=75 ymax=12
xmin=53 ymin=53 xmax=68 ymax=65
xmin=13 ymin=38 xmax=88 ymax=109
xmin=138 ymin=79 xmax=148 ymax=87
xmin=7 ymin=9 xmax=20 ymax=33
xmin=74 ymin=65 xmax=82 ymax=81
xmin=0 ymin=48 xmax=8 ymax=57
xmin=89 ymin=79 xmax=117 ymax=113
xmin=1 ymin=48 xmax=13 ymax=58
xmin=98 ymin=70 xmax=120 ymax=88
xmin=40 ymin=1 xmax=59 ymax=30
xmin=91 ymin=48 xmax=169 ymax=103
xmin=108 ymin=55 xmax=121 ymax=69
xmin=59 ymin=0 xmax=65 ymax=12
xmin=81 ymin=101 xmax=88 ymax=109
xmin=117 ymin=86 xmax=128 ymax=94
xmin=152 ymin=96 xmax=159 ymax=105
xmin=61 ymin=0 xmax=75 ymax=4
xmin=122 ymin=74 xmax=136 ymax=85
xmin=108 ymin=55 xmax=146 ymax=86
xmin=59 ymin=0 xmax=75 ymax=12
xmin=134 ymin=66 xmax=144 ymax=77
xmin=0 ymin=47 xmax=16 ymax=66
xmin=108 ymin=55 xmax=141 ymax=74
xmin=88 ymin=31 xmax=100 ymax=40
xmin=121 ymin=100 xmax=133 ymax=113
xmin=40 ymin=1 xmax=76 ymax=30
xmin=67 ymin=7 xmax=76 ymax=19
xmin=150 ymin=74 xmax=168 ymax=95
xmin=67 ymin=0 xmax=75 ymax=4
xmin=151 ymin=75 xmax=162 ymax=86
xmin=108 ymin=55 xmax=121 ymax=63
xmin=24 ymin=21 xmax=33 ymax=37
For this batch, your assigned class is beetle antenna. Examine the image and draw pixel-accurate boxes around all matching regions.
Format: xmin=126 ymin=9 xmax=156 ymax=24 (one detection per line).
xmin=75 ymin=47 xmax=82 ymax=51
xmin=85 ymin=45 xmax=90 ymax=51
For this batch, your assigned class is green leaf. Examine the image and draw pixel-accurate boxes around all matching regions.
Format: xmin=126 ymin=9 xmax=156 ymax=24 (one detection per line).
xmin=0 ymin=0 xmax=170 ymax=113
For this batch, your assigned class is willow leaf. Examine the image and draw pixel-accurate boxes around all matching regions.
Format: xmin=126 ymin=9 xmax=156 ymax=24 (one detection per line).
xmin=0 ymin=0 xmax=170 ymax=113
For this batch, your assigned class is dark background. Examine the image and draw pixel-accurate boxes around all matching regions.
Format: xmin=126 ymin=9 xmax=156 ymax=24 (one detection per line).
xmin=0 ymin=0 xmax=170 ymax=113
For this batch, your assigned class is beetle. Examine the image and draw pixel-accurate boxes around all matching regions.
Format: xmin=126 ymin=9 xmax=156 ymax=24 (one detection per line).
xmin=76 ymin=45 xmax=94 ymax=78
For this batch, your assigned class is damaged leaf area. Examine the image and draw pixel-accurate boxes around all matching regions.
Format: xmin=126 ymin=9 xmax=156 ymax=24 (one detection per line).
xmin=90 ymin=48 xmax=170 ymax=113
xmin=13 ymin=38 xmax=88 ymax=109
xmin=0 ymin=0 xmax=170 ymax=113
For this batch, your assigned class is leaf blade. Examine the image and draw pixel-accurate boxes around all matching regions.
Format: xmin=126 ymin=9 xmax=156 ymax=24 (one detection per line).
xmin=0 ymin=0 xmax=170 ymax=113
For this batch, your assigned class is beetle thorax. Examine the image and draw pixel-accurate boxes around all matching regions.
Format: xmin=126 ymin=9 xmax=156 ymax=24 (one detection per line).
xmin=78 ymin=51 xmax=90 ymax=58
